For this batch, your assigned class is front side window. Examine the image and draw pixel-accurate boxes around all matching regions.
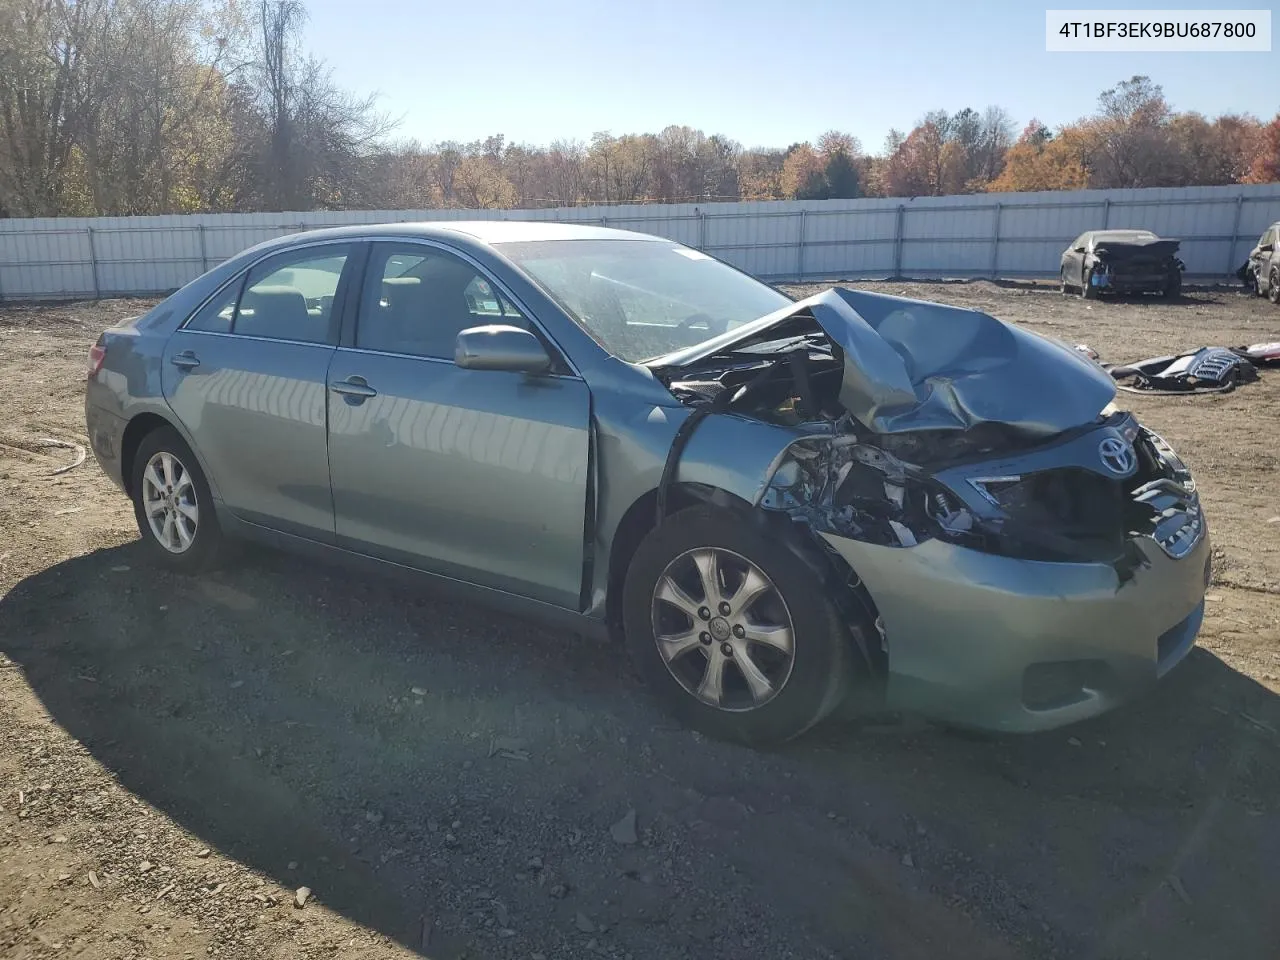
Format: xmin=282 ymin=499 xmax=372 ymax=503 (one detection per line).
xmin=357 ymin=244 xmax=528 ymax=359
xmin=496 ymin=239 xmax=791 ymax=363
xmin=233 ymin=245 xmax=351 ymax=343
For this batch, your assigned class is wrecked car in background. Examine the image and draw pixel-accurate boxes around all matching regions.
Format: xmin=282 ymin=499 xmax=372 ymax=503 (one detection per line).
xmin=85 ymin=223 xmax=1209 ymax=745
xmin=1237 ymin=221 xmax=1280 ymax=303
xmin=1061 ymin=230 xmax=1184 ymax=298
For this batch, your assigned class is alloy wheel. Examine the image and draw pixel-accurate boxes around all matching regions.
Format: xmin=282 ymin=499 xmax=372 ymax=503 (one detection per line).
xmin=651 ymin=547 xmax=796 ymax=712
xmin=141 ymin=450 xmax=199 ymax=554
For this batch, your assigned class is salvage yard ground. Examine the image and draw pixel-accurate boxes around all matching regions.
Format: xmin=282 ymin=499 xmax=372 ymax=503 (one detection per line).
xmin=1 ymin=282 xmax=1278 ymax=960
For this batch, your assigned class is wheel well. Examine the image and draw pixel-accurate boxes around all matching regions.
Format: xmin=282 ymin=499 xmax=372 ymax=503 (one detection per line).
xmin=606 ymin=485 xmax=886 ymax=678
xmin=605 ymin=483 xmax=740 ymax=636
xmin=119 ymin=413 xmax=173 ymax=497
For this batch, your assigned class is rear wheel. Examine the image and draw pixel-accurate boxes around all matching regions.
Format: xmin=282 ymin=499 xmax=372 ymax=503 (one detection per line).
xmin=1162 ymin=270 xmax=1182 ymax=299
xmin=622 ymin=505 xmax=854 ymax=745
xmin=1270 ymin=268 xmax=1280 ymax=305
xmin=130 ymin=426 xmax=224 ymax=572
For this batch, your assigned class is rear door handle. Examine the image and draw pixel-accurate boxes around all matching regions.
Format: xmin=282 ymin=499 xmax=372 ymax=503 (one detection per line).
xmin=170 ymin=350 xmax=200 ymax=370
xmin=330 ymin=376 xmax=378 ymax=403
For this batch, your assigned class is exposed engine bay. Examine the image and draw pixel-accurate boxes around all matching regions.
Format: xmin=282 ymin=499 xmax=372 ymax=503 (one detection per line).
xmin=649 ymin=288 xmax=1204 ymax=574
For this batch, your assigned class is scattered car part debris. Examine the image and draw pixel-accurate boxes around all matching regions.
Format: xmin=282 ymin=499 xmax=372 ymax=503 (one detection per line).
xmin=1060 ymin=230 xmax=1184 ymax=298
xmin=1106 ymin=347 xmax=1258 ymax=395
xmin=1230 ymin=341 xmax=1280 ymax=366
xmin=37 ymin=438 xmax=86 ymax=476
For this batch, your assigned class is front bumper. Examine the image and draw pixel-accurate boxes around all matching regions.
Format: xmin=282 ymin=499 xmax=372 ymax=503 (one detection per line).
xmin=1091 ymin=270 xmax=1173 ymax=294
xmin=822 ymin=528 xmax=1210 ymax=732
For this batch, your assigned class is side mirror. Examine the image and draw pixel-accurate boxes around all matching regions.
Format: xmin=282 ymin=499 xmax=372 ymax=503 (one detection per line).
xmin=455 ymin=324 xmax=552 ymax=374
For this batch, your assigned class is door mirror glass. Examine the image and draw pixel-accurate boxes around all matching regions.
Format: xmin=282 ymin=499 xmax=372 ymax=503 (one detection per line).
xmin=455 ymin=325 xmax=552 ymax=374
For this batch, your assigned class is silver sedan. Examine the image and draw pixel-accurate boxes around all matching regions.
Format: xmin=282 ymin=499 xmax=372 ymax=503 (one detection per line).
xmin=85 ymin=222 xmax=1209 ymax=743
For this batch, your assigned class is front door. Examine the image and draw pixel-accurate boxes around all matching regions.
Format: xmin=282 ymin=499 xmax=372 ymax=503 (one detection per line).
xmin=162 ymin=242 xmax=356 ymax=540
xmin=326 ymin=242 xmax=591 ymax=609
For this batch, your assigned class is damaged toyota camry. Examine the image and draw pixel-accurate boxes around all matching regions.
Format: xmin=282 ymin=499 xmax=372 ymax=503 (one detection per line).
xmin=85 ymin=222 xmax=1210 ymax=744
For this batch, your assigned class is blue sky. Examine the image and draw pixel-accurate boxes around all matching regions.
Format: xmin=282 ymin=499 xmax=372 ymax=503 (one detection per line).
xmin=303 ymin=0 xmax=1276 ymax=151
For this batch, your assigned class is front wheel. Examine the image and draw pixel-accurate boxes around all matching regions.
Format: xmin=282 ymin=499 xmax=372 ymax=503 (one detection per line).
xmin=1162 ymin=271 xmax=1182 ymax=299
xmin=1270 ymin=268 xmax=1280 ymax=305
xmin=622 ymin=506 xmax=854 ymax=744
xmin=1060 ymin=268 xmax=1072 ymax=296
xmin=1081 ymin=268 xmax=1097 ymax=299
xmin=130 ymin=426 xmax=224 ymax=572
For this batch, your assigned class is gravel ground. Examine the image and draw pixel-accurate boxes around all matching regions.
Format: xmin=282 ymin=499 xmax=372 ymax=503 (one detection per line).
xmin=1 ymin=282 xmax=1278 ymax=960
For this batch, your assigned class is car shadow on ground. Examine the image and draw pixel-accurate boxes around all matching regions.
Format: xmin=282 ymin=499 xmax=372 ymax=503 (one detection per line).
xmin=4 ymin=543 xmax=1278 ymax=959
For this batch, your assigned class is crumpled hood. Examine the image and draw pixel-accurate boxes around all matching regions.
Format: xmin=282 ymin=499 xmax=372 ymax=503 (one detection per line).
xmin=1093 ymin=237 xmax=1181 ymax=260
xmin=807 ymin=288 xmax=1116 ymax=434
xmin=659 ymin=287 xmax=1118 ymax=436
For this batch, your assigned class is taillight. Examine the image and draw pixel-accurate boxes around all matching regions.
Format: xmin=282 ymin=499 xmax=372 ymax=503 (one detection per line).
xmin=88 ymin=337 xmax=106 ymax=379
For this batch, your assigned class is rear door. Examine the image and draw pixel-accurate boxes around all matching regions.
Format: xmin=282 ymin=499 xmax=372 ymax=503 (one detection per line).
xmin=162 ymin=242 xmax=356 ymax=541
xmin=325 ymin=241 xmax=591 ymax=609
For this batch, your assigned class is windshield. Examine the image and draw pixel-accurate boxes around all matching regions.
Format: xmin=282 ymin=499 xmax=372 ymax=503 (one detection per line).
xmin=496 ymin=239 xmax=791 ymax=362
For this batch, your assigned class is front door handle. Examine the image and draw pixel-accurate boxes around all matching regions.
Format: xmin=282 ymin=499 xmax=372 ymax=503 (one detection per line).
xmin=171 ymin=350 xmax=200 ymax=370
xmin=331 ymin=376 xmax=378 ymax=404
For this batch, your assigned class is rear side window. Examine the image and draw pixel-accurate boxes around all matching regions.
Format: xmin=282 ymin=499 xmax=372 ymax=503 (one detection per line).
xmin=234 ymin=245 xmax=352 ymax=344
xmin=187 ymin=279 xmax=242 ymax=333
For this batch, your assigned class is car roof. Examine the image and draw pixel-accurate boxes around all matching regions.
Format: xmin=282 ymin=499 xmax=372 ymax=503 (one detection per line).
xmin=1089 ymin=229 xmax=1159 ymax=242
xmin=251 ymin=219 xmax=662 ymax=248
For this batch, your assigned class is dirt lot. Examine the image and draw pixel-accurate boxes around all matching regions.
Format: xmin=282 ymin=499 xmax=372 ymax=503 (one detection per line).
xmin=1 ymin=282 xmax=1278 ymax=960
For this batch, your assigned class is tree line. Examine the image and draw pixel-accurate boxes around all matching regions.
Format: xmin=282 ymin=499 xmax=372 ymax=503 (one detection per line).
xmin=2 ymin=0 xmax=1278 ymax=219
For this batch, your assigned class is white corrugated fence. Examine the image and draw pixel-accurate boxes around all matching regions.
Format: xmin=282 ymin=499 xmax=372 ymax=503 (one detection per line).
xmin=2 ymin=183 xmax=1279 ymax=301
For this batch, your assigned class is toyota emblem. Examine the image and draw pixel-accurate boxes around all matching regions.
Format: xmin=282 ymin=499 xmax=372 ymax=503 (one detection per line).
xmin=1098 ymin=437 xmax=1136 ymax=475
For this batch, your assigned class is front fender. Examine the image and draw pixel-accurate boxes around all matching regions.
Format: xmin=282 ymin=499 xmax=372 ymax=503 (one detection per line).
xmin=588 ymin=390 xmax=802 ymax=617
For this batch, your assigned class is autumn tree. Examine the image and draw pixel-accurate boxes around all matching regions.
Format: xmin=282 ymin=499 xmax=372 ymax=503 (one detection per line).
xmin=986 ymin=120 xmax=1088 ymax=192
xmin=882 ymin=108 xmax=1011 ymax=196
xmin=1243 ymin=115 xmax=1280 ymax=184
xmin=453 ymin=154 xmax=515 ymax=208
xmin=1079 ymin=75 xmax=1179 ymax=188
xmin=738 ymin=148 xmax=786 ymax=200
xmin=781 ymin=143 xmax=827 ymax=199
xmin=545 ymin=140 xmax=587 ymax=205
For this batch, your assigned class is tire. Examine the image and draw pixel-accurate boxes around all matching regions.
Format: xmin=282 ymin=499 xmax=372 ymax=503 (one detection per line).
xmin=621 ymin=505 xmax=853 ymax=745
xmin=1059 ymin=268 xmax=1072 ymax=296
xmin=1270 ymin=268 xmax=1280 ymax=305
xmin=1162 ymin=271 xmax=1182 ymax=299
xmin=130 ymin=426 xmax=224 ymax=572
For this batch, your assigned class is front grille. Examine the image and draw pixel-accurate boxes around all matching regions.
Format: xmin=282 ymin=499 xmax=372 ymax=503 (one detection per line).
xmin=1187 ymin=351 xmax=1235 ymax=381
